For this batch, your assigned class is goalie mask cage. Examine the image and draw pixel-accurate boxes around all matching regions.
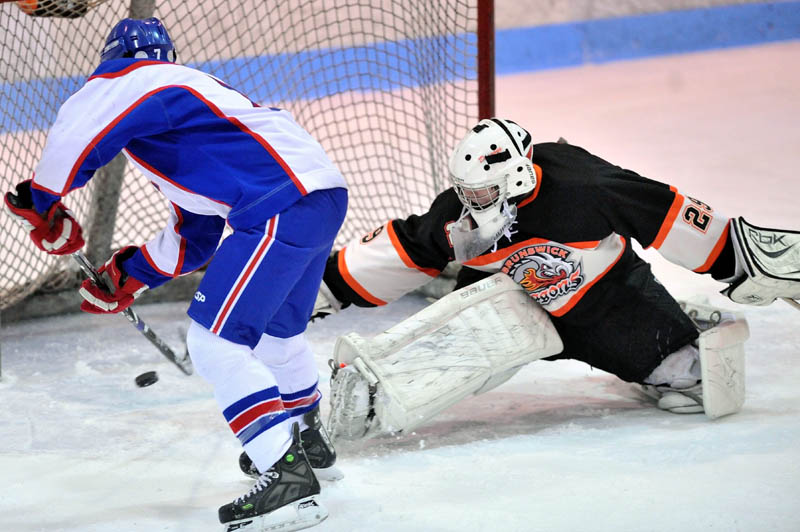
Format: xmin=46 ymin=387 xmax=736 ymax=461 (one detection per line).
xmin=0 ymin=0 xmax=494 ymax=319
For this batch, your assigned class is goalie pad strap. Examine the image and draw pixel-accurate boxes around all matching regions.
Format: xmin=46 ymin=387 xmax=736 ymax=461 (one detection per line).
xmin=724 ymin=217 xmax=800 ymax=305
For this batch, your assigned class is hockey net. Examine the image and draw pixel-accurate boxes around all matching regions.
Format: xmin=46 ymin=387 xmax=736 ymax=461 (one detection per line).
xmin=0 ymin=0 xmax=491 ymax=314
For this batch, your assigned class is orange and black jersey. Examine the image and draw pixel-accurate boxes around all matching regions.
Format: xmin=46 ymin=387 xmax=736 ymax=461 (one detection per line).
xmin=324 ymin=142 xmax=736 ymax=326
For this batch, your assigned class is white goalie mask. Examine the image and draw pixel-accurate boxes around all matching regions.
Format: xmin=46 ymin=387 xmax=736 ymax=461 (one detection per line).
xmin=447 ymin=118 xmax=537 ymax=261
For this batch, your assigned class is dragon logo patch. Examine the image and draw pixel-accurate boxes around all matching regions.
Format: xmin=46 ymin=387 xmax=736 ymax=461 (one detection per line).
xmin=501 ymin=244 xmax=584 ymax=305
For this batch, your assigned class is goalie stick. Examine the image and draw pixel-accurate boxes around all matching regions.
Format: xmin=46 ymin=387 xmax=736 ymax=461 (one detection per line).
xmin=72 ymin=251 xmax=193 ymax=376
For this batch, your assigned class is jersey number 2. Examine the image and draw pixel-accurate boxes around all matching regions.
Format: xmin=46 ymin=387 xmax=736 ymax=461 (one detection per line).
xmin=682 ymin=197 xmax=713 ymax=233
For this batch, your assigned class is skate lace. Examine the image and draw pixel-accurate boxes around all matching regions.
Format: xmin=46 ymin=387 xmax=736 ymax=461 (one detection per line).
xmin=236 ymin=469 xmax=280 ymax=504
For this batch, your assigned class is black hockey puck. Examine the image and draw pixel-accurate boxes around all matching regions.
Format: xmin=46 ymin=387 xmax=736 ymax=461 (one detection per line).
xmin=135 ymin=371 xmax=159 ymax=387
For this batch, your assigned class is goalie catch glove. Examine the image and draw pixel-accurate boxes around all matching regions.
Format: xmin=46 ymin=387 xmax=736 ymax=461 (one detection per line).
xmin=723 ymin=217 xmax=800 ymax=306
xmin=309 ymin=281 xmax=344 ymax=322
xmin=4 ymin=180 xmax=85 ymax=255
xmin=79 ymin=246 xmax=148 ymax=314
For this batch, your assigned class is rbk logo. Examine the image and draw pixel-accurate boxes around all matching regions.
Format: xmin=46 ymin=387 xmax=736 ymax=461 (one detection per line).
xmin=748 ymin=228 xmax=787 ymax=247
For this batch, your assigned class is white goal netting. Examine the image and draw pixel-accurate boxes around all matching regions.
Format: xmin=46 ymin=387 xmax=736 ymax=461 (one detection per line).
xmin=0 ymin=0 xmax=491 ymax=311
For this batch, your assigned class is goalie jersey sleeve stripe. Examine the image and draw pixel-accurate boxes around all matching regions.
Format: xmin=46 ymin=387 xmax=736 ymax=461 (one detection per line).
xmin=648 ymin=192 xmax=731 ymax=271
xmin=649 ymin=186 xmax=685 ymax=249
xmin=331 ymin=219 xmax=447 ymax=306
xmin=385 ymin=221 xmax=441 ymax=277
xmin=337 ymin=246 xmax=387 ymax=306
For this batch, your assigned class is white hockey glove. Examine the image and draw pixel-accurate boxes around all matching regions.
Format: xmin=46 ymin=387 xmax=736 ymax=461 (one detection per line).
xmin=723 ymin=217 xmax=800 ymax=307
xmin=309 ymin=281 xmax=342 ymax=322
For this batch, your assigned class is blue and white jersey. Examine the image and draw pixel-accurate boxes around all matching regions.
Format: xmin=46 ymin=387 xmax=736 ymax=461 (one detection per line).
xmin=29 ymin=58 xmax=347 ymax=288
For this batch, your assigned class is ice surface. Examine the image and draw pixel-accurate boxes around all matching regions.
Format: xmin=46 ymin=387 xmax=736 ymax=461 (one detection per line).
xmin=2 ymin=42 xmax=799 ymax=532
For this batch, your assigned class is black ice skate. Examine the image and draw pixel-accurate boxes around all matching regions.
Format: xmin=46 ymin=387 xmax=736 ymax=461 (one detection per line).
xmin=220 ymin=425 xmax=327 ymax=532
xmin=239 ymin=406 xmax=341 ymax=481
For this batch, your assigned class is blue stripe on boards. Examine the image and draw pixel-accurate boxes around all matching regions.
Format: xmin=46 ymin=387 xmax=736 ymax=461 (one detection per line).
xmin=0 ymin=33 xmax=476 ymax=134
xmin=3 ymin=2 xmax=799 ymax=133
xmin=495 ymin=2 xmax=800 ymax=74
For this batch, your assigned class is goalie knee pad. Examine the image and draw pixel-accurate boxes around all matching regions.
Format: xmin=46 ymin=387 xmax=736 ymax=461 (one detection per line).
xmin=723 ymin=217 xmax=800 ymax=306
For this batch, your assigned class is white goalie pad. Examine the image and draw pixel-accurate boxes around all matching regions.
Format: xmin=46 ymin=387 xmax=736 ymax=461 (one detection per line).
xmin=327 ymin=273 xmax=563 ymax=441
xmin=725 ymin=217 xmax=800 ymax=306
xmin=683 ymin=300 xmax=750 ymax=419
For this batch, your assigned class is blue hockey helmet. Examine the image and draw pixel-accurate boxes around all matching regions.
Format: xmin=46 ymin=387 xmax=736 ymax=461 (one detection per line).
xmin=100 ymin=17 xmax=176 ymax=63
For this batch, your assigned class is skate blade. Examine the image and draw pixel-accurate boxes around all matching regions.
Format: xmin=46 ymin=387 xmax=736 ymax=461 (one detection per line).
xmin=314 ymin=465 xmax=344 ymax=482
xmin=223 ymin=495 xmax=328 ymax=532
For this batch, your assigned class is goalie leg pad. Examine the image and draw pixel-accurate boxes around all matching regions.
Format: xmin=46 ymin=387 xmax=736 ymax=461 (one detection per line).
xmin=724 ymin=217 xmax=800 ymax=306
xmin=697 ymin=306 xmax=749 ymax=419
xmin=642 ymin=300 xmax=750 ymax=419
xmin=327 ymin=274 xmax=563 ymax=441
xmin=640 ymin=300 xmax=749 ymax=419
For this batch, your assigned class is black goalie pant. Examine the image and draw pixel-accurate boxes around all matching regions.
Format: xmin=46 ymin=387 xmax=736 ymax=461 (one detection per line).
xmin=456 ymin=259 xmax=699 ymax=384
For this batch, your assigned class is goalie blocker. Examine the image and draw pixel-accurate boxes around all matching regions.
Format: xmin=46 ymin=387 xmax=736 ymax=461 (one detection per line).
xmin=327 ymin=276 xmax=753 ymax=441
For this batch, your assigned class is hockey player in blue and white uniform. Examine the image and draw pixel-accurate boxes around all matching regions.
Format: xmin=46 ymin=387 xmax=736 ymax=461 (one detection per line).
xmin=5 ymin=17 xmax=344 ymax=532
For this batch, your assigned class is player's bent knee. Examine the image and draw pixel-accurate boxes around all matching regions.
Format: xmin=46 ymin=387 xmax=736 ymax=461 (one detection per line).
xmin=186 ymin=320 xmax=253 ymax=381
xmin=252 ymin=332 xmax=309 ymax=367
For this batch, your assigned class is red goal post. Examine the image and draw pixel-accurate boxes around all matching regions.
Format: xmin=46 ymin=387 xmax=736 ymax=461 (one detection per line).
xmin=0 ymin=0 xmax=495 ymax=319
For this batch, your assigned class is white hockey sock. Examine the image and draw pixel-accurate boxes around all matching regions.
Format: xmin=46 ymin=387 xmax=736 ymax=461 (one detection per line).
xmin=186 ymin=321 xmax=292 ymax=471
xmin=252 ymin=332 xmax=321 ymax=432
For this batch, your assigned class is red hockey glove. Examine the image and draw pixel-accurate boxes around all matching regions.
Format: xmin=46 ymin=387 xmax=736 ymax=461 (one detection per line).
xmin=79 ymin=246 xmax=149 ymax=314
xmin=4 ymin=180 xmax=85 ymax=255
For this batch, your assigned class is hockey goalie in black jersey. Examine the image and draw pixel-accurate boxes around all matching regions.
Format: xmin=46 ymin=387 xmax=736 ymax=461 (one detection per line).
xmin=312 ymin=118 xmax=800 ymax=440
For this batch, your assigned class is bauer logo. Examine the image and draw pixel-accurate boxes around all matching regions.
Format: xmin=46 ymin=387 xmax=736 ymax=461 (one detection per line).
xmin=194 ymin=291 xmax=206 ymax=303
xmin=501 ymin=244 xmax=584 ymax=305
xmin=459 ymin=275 xmax=501 ymax=299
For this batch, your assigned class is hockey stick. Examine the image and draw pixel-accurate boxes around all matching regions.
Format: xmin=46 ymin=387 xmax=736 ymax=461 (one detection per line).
xmin=72 ymin=251 xmax=193 ymax=376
